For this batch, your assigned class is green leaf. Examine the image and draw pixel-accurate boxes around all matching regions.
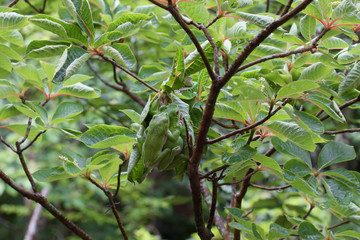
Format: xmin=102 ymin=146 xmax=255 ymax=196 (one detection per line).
xmin=231 ymin=12 xmax=273 ymax=28
xmin=337 ymin=52 xmax=360 ymax=65
xmin=336 ymin=230 xmax=360 ymax=239
xmin=62 ymin=0 xmax=94 ymax=39
xmin=14 ymin=64 xmax=41 ymax=83
xmin=103 ymin=43 xmax=136 ymax=70
xmin=165 ymin=47 xmax=185 ymax=90
xmin=13 ymin=103 xmax=39 ymax=119
xmin=3 ymin=124 xmax=41 ymax=141
xmin=178 ymin=1 xmax=209 ymax=23
xmin=265 ymin=121 xmax=315 ymax=152
xmin=323 ymin=178 xmax=353 ymax=206
xmin=321 ymin=37 xmax=348 ymax=49
xmin=269 ymin=223 xmax=290 ymax=240
xmin=309 ymin=95 xmax=345 ymax=123
xmin=56 ymin=83 xmax=100 ymax=98
xmin=298 ymin=222 xmax=324 ymax=240
xmin=0 ymin=12 xmax=28 ymax=30
xmin=79 ymin=125 xmax=135 ymax=148
xmin=32 ymin=167 xmax=72 ymax=182
xmin=318 ymin=142 xmax=355 ymax=170
xmin=107 ymin=13 xmax=150 ymax=32
xmin=0 ymin=83 xmax=17 ymax=99
xmin=252 ymin=154 xmax=283 ymax=177
xmin=64 ymin=74 xmax=93 ymax=86
xmin=0 ymin=54 xmax=12 ymax=73
xmin=277 ymin=80 xmax=319 ymax=99
xmin=30 ymin=15 xmax=88 ymax=45
xmin=30 ymin=15 xmax=67 ymax=38
xmin=222 ymin=145 xmax=257 ymax=165
xmin=293 ymin=110 xmax=324 ymax=135
xmin=229 ymin=219 xmax=265 ymax=239
xmin=300 ymin=15 xmax=316 ymax=40
xmin=339 ymin=63 xmax=360 ymax=95
xmin=284 ymin=159 xmax=312 ymax=177
xmin=0 ymin=30 xmax=24 ymax=46
xmin=120 ymin=109 xmax=140 ymax=124
xmin=213 ymin=103 xmax=245 ymax=122
xmin=299 ymin=62 xmax=333 ymax=81
xmin=53 ymin=45 xmax=90 ymax=84
xmin=51 ymin=102 xmax=83 ymax=124
xmin=25 ymin=40 xmax=69 ymax=59
xmin=271 ymin=137 xmax=312 ymax=167
xmin=0 ymin=43 xmax=22 ymax=61
xmin=0 ymin=104 xmax=20 ymax=121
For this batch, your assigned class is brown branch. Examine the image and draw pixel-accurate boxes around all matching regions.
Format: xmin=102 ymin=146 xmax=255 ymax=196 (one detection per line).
xmin=15 ymin=148 xmax=38 ymax=193
xmin=207 ymin=175 xmax=218 ymax=230
xmin=236 ymin=46 xmax=315 ymax=73
xmin=266 ymin=0 xmax=271 ymax=12
xmin=24 ymin=0 xmax=44 ymax=13
xmin=8 ymin=0 xmax=19 ymax=7
xmin=265 ymin=147 xmax=276 ymax=157
xmin=218 ymin=169 xmax=258 ymax=186
xmin=200 ymin=24 xmax=220 ymax=77
xmin=324 ymin=128 xmax=360 ymax=134
xmin=241 ymin=205 xmax=255 ymax=218
xmin=0 ymin=135 xmax=16 ymax=152
xmin=200 ymin=180 xmax=230 ymax=240
xmin=249 ymin=183 xmax=291 ymax=190
xmin=280 ymin=0 xmax=293 ymax=16
xmin=326 ymin=220 xmax=351 ymax=230
xmin=167 ymin=1 xmax=217 ymax=82
xmin=113 ymin=161 xmax=126 ymax=198
xmin=87 ymin=177 xmax=128 ymax=240
xmin=87 ymin=61 xmax=146 ymax=106
xmin=0 ymin=169 xmax=93 ymax=240
xmin=289 ymin=203 xmax=314 ymax=231
xmin=206 ymin=14 xmax=222 ymax=28
xmin=220 ymin=0 xmax=314 ymax=89
xmin=148 ymin=0 xmax=168 ymax=10
xmin=21 ymin=131 xmax=46 ymax=152
xmin=212 ymin=118 xmax=239 ymax=129
xmin=234 ymin=169 xmax=254 ymax=240
xmin=18 ymin=118 xmax=33 ymax=145
xmin=98 ymin=54 xmax=159 ymax=93
xmin=200 ymin=165 xmax=229 ymax=180
xmin=207 ymin=99 xmax=288 ymax=144
xmin=320 ymin=94 xmax=360 ymax=121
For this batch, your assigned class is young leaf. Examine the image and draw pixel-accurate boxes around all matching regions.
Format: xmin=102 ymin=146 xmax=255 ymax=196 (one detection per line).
xmin=120 ymin=109 xmax=141 ymax=124
xmin=265 ymin=121 xmax=315 ymax=152
xmin=56 ymin=83 xmax=100 ymax=98
xmin=339 ymin=63 xmax=360 ymax=95
xmin=79 ymin=125 xmax=136 ymax=148
xmin=26 ymin=40 xmax=69 ymax=59
xmin=298 ymin=222 xmax=324 ymax=240
xmin=53 ymin=45 xmax=91 ymax=84
xmin=62 ymin=0 xmax=95 ymax=39
xmin=0 ymin=12 xmax=28 ymax=30
xmin=308 ymin=95 xmax=345 ymax=123
xmin=299 ymin=62 xmax=333 ymax=81
xmin=300 ymin=15 xmax=316 ymax=40
xmin=51 ymin=102 xmax=83 ymax=124
xmin=318 ymin=142 xmax=355 ymax=170
xmin=323 ymin=178 xmax=353 ymax=206
xmin=103 ymin=43 xmax=136 ymax=70
xmin=277 ymin=80 xmax=319 ymax=99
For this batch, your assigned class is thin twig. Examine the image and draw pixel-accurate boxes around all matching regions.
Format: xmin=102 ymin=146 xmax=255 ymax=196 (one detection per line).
xmin=326 ymin=220 xmax=351 ymax=230
xmin=200 ymin=165 xmax=229 ymax=180
xmin=212 ymin=118 xmax=239 ymax=129
xmin=249 ymin=183 xmax=291 ymax=190
xmin=0 ymin=169 xmax=93 ymax=240
xmin=206 ymin=175 xmax=218 ymax=230
xmin=0 ymin=135 xmax=16 ymax=152
xmin=236 ymin=46 xmax=315 ymax=73
xmin=241 ymin=205 xmax=255 ymax=218
xmin=24 ymin=0 xmax=44 ymax=13
xmin=200 ymin=24 xmax=220 ymax=77
xmin=87 ymin=61 xmax=146 ymax=106
xmin=8 ymin=0 xmax=20 ymax=7
xmin=148 ymin=0 xmax=168 ymax=10
xmin=206 ymin=14 xmax=222 ymax=28
xmin=266 ymin=0 xmax=271 ymax=12
xmin=21 ymin=131 xmax=46 ymax=152
xmin=113 ymin=161 xmax=126 ymax=198
xmin=280 ymin=0 xmax=293 ymax=16
xmin=18 ymin=118 xmax=33 ymax=145
xmin=99 ymin=54 xmax=159 ymax=93
xmin=87 ymin=177 xmax=128 ymax=240
xmin=15 ymin=147 xmax=38 ymax=193
xmin=324 ymin=128 xmax=360 ymax=134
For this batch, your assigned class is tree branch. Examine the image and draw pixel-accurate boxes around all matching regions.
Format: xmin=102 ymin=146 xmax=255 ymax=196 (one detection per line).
xmin=0 ymin=169 xmax=93 ymax=240
xmin=87 ymin=61 xmax=146 ymax=106
xmin=200 ymin=24 xmax=220 ymax=77
xmin=280 ymin=0 xmax=293 ymax=16
xmin=148 ymin=0 xmax=168 ymax=10
xmin=320 ymin=94 xmax=360 ymax=121
xmin=8 ymin=0 xmax=20 ymax=7
xmin=219 ymin=0 xmax=314 ymax=89
xmin=167 ymin=1 xmax=217 ymax=82
xmin=324 ymin=128 xmax=360 ymax=134
xmin=98 ymin=54 xmax=159 ymax=93
xmin=87 ymin=177 xmax=128 ymax=240
xmin=249 ymin=183 xmax=291 ymax=190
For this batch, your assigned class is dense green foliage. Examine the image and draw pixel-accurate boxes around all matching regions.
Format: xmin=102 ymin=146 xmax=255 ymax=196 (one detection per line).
xmin=1 ymin=0 xmax=360 ymax=239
